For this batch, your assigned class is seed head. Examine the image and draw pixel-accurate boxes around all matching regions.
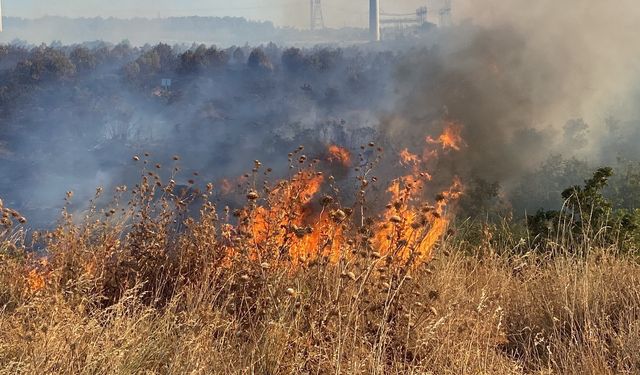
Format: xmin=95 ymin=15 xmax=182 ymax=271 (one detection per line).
xmin=247 ymin=190 xmax=259 ymax=200
xmin=390 ymin=215 xmax=402 ymax=224
xmin=422 ymin=205 xmax=435 ymax=212
xmin=331 ymin=209 xmax=347 ymax=223
xmin=320 ymin=195 xmax=334 ymax=206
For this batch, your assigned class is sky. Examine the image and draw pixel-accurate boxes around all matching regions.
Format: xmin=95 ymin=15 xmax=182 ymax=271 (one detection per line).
xmin=2 ymin=0 xmax=445 ymax=29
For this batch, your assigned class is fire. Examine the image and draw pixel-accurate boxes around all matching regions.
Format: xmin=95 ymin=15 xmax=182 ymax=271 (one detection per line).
xmin=400 ymin=148 xmax=420 ymax=166
xmin=373 ymin=123 xmax=466 ymax=265
xmin=374 ymin=170 xmax=462 ymax=265
xmin=237 ymin=170 xmax=331 ymax=266
xmin=19 ymin=123 xmax=466 ymax=296
xmin=26 ymin=258 xmax=50 ymax=293
xmin=27 ymin=269 xmax=46 ymax=292
xmin=327 ymin=145 xmax=351 ymax=167
xmin=427 ymin=121 xmax=466 ymax=151
xmin=202 ymin=123 xmax=466 ymax=270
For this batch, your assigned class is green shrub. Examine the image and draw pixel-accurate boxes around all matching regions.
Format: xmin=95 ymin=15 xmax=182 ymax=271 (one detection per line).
xmin=528 ymin=167 xmax=640 ymax=253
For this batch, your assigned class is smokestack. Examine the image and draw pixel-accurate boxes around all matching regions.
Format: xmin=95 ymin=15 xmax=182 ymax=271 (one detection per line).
xmin=370 ymin=0 xmax=379 ymax=41
xmin=0 ymin=0 xmax=3 ymax=33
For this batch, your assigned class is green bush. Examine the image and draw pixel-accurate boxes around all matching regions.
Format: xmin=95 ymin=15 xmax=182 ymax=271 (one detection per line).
xmin=528 ymin=167 xmax=640 ymax=253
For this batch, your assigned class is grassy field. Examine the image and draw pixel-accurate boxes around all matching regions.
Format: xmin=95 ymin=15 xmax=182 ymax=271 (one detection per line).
xmin=1 ymin=153 xmax=640 ymax=374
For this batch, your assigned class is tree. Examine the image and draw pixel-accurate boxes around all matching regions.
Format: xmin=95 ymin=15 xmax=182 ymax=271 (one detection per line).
xmin=15 ymin=47 xmax=76 ymax=82
xmin=70 ymin=47 xmax=97 ymax=73
xmin=247 ymin=48 xmax=272 ymax=71
xmin=123 ymin=61 xmax=141 ymax=81
xmin=179 ymin=45 xmax=229 ymax=74
xmin=135 ymin=50 xmax=161 ymax=76
xmin=232 ymin=47 xmax=246 ymax=64
xmin=561 ymin=167 xmax=613 ymax=226
xmin=282 ymin=47 xmax=305 ymax=73
xmin=151 ymin=43 xmax=177 ymax=73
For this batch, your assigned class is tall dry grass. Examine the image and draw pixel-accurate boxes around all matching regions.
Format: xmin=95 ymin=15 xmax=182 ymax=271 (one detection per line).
xmin=1 ymin=161 xmax=640 ymax=374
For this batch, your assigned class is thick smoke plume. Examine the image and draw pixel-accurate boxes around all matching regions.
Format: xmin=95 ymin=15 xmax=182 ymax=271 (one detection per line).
xmin=383 ymin=0 xmax=640 ymax=192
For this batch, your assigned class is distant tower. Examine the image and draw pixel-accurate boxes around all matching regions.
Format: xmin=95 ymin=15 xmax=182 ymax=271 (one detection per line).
xmin=0 ymin=0 xmax=3 ymax=32
xmin=310 ymin=0 xmax=325 ymax=30
xmin=370 ymin=0 xmax=380 ymax=41
xmin=439 ymin=0 xmax=452 ymax=27
xmin=416 ymin=6 xmax=428 ymax=25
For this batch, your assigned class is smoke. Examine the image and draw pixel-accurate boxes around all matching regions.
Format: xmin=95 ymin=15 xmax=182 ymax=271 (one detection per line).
xmin=382 ymin=0 xmax=640 ymax=193
xmin=2 ymin=2 xmax=640 ymax=227
xmin=0 ymin=43 xmax=393 ymax=227
xmin=458 ymin=0 xmax=640 ymax=120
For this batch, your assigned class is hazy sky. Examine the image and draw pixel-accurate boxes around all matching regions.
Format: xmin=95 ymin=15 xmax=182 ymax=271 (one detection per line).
xmin=3 ymin=0 xmax=444 ymax=28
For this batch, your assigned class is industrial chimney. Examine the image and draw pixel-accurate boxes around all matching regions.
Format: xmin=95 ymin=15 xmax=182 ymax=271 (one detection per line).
xmin=369 ymin=0 xmax=379 ymax=41
xmin=0 ymin=0 xmax=3 ymax=32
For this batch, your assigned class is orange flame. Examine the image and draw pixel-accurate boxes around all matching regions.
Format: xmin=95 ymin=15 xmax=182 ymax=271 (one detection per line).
xmin=373 ymin=164 xmax=462 ymax=265
xmin=27 ymin=269 xmax=46 ymax=292
xmin=400 ymin=148 xmax=420 ymax=166
xmin=427 ymin=121 xmax=466 ymax=151
xmin=327 ymin=145 xmax=351 ymax=167
xmin=210 ymin=123 xmax=466 ymax=270
xmin=239 ymin=171 xmax=329 ymax=266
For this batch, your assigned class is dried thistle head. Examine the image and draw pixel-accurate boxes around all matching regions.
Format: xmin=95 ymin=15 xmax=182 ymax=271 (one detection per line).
xmin=247 ymin=190 xmax=259 ymax=200
xmin=330 ymin=209 xmax=347 ymax=223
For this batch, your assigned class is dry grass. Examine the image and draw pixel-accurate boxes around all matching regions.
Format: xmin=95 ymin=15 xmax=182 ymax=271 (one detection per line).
xmin=1 ymin=157 xmax=640 ymax=375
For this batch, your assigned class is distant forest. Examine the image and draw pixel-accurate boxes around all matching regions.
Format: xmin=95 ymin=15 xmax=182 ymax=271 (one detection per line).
xmin=0 ymin=16 xmax=370 ymax=46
